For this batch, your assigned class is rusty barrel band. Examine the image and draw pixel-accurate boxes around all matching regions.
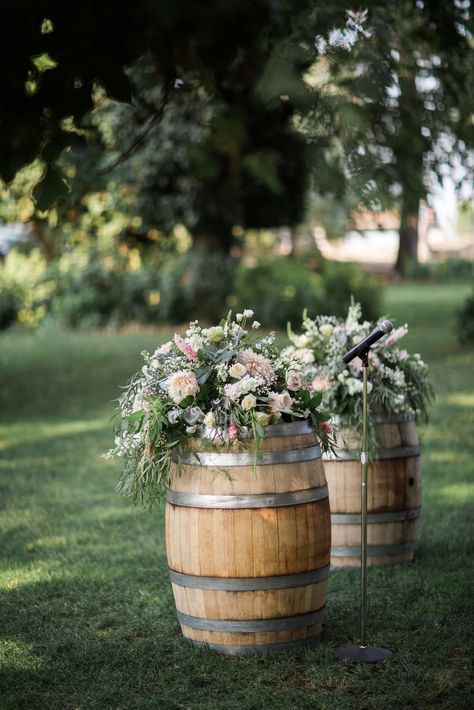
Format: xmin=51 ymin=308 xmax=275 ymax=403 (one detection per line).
xmin=172 ymin=445 xmax=321 ymax=467
xmin=331 ymin=507 xmax=421 ymax=525
xmin=169 ymin=564 xmax=330 ymax=591
xmin=196 ymin=419 xmax=314 ymax=439
xmin=331 ymin=541 xmax=417 ymax=557
xmin=166 ymin=484 xmax=329 ymax=509
xmin=322 ymin=444 xmax=420 ymax=461
xmin=187 ymin=634 xmax=321 ymax=654
xmin=177 ymin=607 xmax=325 ymax=632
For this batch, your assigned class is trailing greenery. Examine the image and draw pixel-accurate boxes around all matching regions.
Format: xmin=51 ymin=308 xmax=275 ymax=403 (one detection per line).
xmin=0 ymin=282 xmax=472 ymax=709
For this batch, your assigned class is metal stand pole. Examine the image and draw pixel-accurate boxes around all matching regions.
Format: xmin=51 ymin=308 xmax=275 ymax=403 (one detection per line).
xmin=332 ymin=351 xmax=392 ymax=664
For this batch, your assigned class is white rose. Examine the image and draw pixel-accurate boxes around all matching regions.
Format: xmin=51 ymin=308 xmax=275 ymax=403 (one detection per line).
xmin=319 ymin=323 xmax=334 ymax=338
xmin=229 ymin=362 xmax=247 ymax=379
xmin=241 ymin=394 xmax=257 ymax=410
xmin=255 ymin=411 xmax=270 ymax=426
xmin=252 ymin=320 xmax=261 ymax=329
xmin=243 ymin=309 xmax=254 ymax=318
xmin=293 ymin=334 xmax=310 ymax=348
xmin=205 ymin=326 xmax=225 ymax=343
xmin=285 ymin=370 xmax=302 ymax=391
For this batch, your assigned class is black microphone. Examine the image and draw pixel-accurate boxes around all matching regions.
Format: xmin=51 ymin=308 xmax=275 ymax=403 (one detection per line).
xmin=342 ymin=320 xmax=393 ymax=364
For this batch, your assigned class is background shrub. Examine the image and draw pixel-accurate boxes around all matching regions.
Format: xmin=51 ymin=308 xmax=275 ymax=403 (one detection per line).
xmin=232 ymin=257 xmax=382 ymax=326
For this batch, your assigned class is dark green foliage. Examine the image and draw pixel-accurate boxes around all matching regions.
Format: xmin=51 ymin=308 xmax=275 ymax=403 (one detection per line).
xmin=458 ymin=286 xmax=474 ymax=343
xmin=156 ymin=246 xmax=236 ymax=324
xmin=232 ymin=258 xmax=382 ymax=326
xmin=0 ymin=280 xmax=22 ymax=329
xmin=49 ymin=261 xmax=162 ymax=329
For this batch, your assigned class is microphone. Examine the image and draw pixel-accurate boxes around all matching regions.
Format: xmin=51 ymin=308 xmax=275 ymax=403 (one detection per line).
xmin=342 ymin=320 xmax=393 ymax=364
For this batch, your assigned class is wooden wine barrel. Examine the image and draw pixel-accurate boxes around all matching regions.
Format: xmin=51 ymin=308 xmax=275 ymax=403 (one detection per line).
xmin=165 ymin=420 xmax=331 ymax=654
xmin=323 ymin=414 xmax=421 ymax=567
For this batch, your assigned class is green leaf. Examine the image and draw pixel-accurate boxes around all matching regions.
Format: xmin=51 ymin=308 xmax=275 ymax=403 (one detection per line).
xmin=179 ymin=395 xmax=194 ymax=408
xmin=32 ymin=165 xmax=69 ymax=211
xmin=41 ymin=132 xmax=71 ymax=163
xmin=310 ymin=392 xmax=323 ymax=408
xmin=127 ymin=410 xmax=144 ymax=421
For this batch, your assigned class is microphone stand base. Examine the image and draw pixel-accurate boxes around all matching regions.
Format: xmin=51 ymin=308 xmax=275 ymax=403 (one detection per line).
xmin=332 ymin=645 xmax=392 ymax=664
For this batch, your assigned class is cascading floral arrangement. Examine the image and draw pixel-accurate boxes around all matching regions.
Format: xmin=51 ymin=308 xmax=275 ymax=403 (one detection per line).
xmin=107 ymin=310 xmax=335 ymax=506
xmin=283 ymin=301 xmax=434 ymax=437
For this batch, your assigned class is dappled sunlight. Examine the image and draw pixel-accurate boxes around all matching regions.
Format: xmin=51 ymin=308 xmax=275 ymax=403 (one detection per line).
xmin=0 ymin=418 xmax=109 ymax=450
xmin=439 ymin=392 xmax=474 ymax=408
xmin=0 ymin=639 xmax=45 ymax=671
xmin=436 ymin=483 xmax=474 ymax=503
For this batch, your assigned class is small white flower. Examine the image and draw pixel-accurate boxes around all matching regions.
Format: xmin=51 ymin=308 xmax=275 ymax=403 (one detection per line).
xmin=243 ymin=309 xmax=254 ymax=318
xmin=236 ymin=313 xmax=243 ymax=322
xmin=252 ymin=321 xmax=261 ymax=329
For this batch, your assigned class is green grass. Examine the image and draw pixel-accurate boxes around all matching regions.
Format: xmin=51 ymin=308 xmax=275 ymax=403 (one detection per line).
xmin=1 ymin=284 xmax=473 ymax=709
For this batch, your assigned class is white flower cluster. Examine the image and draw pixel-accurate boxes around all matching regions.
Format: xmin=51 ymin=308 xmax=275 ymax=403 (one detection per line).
xmin=287 ymin=301 xmax=432 ymax=426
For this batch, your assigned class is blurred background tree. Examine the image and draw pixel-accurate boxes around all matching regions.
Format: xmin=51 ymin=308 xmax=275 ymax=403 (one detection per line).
xmin=1 ymin=1 xmax=472 ymax=328
xmin=302 ymin=1 xmax=474 ymax=274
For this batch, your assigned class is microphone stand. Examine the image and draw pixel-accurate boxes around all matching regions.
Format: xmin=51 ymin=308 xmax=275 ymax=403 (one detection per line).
xmin=332 ymin=349 xmax=392 ymax=663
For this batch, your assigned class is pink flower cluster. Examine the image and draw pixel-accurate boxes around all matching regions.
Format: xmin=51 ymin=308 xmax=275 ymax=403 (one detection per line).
xmin=174 ymin=334 xmax=198 ymax=361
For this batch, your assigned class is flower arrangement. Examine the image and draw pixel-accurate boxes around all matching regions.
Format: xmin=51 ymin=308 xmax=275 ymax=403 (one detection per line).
xmin=284 ymin=301 xmax=434 ymax=438
xmin=108 ymin=310 xmax=335 ymax=506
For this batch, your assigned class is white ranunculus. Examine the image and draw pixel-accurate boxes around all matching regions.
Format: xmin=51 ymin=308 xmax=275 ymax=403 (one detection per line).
xmin=205 ymin=326 xmax=225 ymax=343
xmin=241 ymin=394 xmax=257 ymax=410
xmin=229 ymin=362 xmax=247 ymax=379
xmin=292 ymin=334 xmax=310 ymax=348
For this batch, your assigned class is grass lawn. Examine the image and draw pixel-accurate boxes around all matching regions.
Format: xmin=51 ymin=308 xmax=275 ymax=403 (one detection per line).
xmin=0 ymin=282 xmax=473 ymax=709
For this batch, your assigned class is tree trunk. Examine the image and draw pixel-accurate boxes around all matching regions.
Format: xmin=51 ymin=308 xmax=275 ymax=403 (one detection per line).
xmin=394 ymin=44 xmax=425 ymax=277
xmin=395 ymin=201 xmax=420 ymax=275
